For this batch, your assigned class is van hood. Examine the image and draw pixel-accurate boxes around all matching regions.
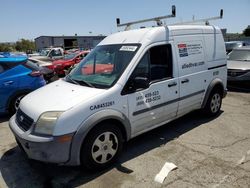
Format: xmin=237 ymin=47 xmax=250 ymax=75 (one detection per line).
xmin=19 ymin=79 xmax=104 ymax=121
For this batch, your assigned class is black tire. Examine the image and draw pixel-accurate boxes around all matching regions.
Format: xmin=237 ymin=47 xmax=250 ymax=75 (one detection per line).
xmin=81 ymin=123 xmax=124 ymax=171
xmin=204 ymin=89 xmax=222 ymax=117
xmin=9 ymin=93 xmax=26 ymax=114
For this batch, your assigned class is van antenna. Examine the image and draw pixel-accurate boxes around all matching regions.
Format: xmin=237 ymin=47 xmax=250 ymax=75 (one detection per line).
xmin=172 ymin=9 xmax=223 ymax=26
xmin=116 ymin=5 xmax=176 ymax=31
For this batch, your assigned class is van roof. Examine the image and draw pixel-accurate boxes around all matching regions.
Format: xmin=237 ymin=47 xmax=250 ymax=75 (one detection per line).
xmin=99 ymin=25 xmax=222 ymax=46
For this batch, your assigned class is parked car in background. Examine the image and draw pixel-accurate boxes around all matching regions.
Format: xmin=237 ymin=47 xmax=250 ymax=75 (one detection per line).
xmin=225 ymin=41 xmax=247 ymax=54
xmin=28 ymin=58 xmax=56 ymax=83
xmin=227 ymin=46 xmax=250 ymax=84
xmin=46 ymin=50 xmax=90 ymax=76
xmin=29 ymin=56 xmax=53 ymax=67
xmin=29 ymin=47 xmax=64 ymax=60
xmin=0 ymin=53 xmax=46 ymax=114
xmin=64 ymin=48 xmax=80 ymax=54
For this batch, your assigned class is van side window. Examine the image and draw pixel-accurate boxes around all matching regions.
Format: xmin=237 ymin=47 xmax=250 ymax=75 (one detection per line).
xmin=130 ymin=52 xmax=150 ymax=79
xmin=122 ymin=44 xmax=173 ymax=94
xmin=131 ymin=44 xmax=173 ymax=81
xmin=150 ymin=44 xmax=173 ymax=81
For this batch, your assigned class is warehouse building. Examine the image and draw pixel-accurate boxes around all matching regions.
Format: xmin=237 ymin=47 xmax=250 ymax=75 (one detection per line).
xmin=35 ymin=35 xmax=106 ymax=51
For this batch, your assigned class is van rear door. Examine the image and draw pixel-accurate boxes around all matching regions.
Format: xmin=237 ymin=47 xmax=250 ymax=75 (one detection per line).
xmin=174 ymin=36 xmax=209 ymax=115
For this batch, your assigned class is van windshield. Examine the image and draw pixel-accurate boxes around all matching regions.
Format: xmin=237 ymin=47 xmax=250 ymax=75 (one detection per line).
xmin=67 ymin=44 xmax=140 ymax=88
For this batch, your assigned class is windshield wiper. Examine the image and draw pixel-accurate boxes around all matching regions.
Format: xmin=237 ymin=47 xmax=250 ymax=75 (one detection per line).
xmin=65 ymin=75 xmax=80 ymax=85
xmin=65 ymin=75 xmax=94 ymax=88
xmin=74 ymin=79 xmax=95 ymax=88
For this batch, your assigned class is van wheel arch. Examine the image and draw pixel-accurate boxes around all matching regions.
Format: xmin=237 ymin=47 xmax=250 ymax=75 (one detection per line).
xmin=80 ymin=119 xmax=126 ymax=170
xmin=82 ymin=119 xmax=128 ymax=143
xmin=202 ymin=82 xmax=224 ymax=116
xmin=202 ymin=79 xmax=224 ymax=109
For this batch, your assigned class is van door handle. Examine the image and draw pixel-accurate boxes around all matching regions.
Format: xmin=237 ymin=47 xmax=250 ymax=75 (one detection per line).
xmin=3 ymin=81 xmax=14 ymax=86
xmin=168 ymin=82 xmax=177 ymax=87
xmin=181 ymin=79 xmax=189 ymax=84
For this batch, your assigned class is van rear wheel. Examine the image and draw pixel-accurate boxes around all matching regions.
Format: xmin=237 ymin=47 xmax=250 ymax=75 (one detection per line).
xmin=81 ymin=123 xmax=123 ymax=170
xmin=204 ymin=90 xmax=222 ymax=116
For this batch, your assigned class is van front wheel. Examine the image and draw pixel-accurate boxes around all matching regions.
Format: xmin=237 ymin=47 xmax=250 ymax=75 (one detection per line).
xmin=204 ymin=90 xmax=222 ymax=116
xmin=81 ymin=123 xmax=123 ymax=170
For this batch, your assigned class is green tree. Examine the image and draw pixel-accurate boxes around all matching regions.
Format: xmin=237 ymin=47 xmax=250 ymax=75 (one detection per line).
xmin=15 ymin=39 xmax=35 ymax=52
xmin=0 ymin=43 xmax=15 ymax=52
xmin=243 ymin=25 xmax=250 ymax=36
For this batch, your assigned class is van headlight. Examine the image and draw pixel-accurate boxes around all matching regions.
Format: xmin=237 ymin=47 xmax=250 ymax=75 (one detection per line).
xmin=34 ymin=112 xmax=63 ymax=135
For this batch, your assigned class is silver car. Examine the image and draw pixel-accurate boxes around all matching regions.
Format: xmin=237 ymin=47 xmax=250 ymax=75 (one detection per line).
xmin=227 ymin=46 xmax=250 ymax=83
xmin=225 ymin=41 xmax=244 ymax=54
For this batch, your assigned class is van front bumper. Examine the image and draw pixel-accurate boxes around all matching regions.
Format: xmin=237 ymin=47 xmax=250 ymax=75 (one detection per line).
xmin=9 ymin=115 xmax=74 ymax=164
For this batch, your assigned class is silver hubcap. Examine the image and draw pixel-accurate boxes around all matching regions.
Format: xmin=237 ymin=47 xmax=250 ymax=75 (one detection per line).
xmin=91 ymin=131 xmax=118 ymax=164
xmin=210 ymin=93 xmax=221 ymax=113
xmin=14 ymin=95 xmax=24 ymax=110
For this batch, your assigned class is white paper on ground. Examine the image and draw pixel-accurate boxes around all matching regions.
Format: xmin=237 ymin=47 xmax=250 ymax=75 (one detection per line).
xmin=237 ymin=149 xmax=250 ymax=165
xmin=154 ymin=162 xmax=177 ymax=184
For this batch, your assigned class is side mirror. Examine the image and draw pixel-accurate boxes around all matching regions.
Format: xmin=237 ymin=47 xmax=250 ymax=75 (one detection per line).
xmin=122 ymin=76 xmax=149 ymax=95
xmin=133 ymin=76 xmax=149 ymax=89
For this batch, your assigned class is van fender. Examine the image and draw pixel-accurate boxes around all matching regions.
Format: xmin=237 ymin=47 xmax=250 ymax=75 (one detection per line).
xmin=69 ymin=109 xmax=131 ymax=165
xmin=201 ymin=78 xmax=225 ymax=109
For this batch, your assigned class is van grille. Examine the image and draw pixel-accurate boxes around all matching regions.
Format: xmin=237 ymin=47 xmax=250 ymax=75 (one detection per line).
xmin=228 ymin=69 xmax=248 ymax=77
xmin=16 ymin=109 xmax=34 ymax=131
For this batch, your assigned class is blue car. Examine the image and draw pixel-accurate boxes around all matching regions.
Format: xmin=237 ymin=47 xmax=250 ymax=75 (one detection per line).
xmin=0 ymin=53 xmax=46 ymax=114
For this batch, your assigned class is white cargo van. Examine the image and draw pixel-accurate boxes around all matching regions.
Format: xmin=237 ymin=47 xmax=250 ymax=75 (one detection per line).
xmin=9 ymin=23 xmax=227 ymax=170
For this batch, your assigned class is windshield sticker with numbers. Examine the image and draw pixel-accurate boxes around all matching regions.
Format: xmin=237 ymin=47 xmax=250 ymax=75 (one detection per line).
xmin=120 ymin=46 xmax=138 ymax=52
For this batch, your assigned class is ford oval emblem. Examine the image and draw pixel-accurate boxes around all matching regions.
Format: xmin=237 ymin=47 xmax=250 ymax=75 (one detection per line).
xmin=231 ymin=72 xmax=237 ymax=77
xmin=19 ymin=115 xmax=24 ymax=122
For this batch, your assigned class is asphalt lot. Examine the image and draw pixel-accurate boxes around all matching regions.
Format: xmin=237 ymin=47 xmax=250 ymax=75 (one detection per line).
xmin=0 ymin=90 xmax=250 ymax=188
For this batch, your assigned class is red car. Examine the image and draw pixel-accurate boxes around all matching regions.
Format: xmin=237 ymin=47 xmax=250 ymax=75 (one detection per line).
xmin=82 ymin=64 xmax=114 ymax=75
xmin=47 ymin=50 xmax=90 ymax=76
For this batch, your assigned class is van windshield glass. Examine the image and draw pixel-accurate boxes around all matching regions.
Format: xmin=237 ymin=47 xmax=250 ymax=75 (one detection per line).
xmin=67 ymin=44 xmax=140 ymax=88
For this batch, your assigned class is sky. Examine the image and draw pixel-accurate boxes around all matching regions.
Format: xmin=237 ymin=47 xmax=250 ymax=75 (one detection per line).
xmin=0 ymin=0 xmax=249 ymax=42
